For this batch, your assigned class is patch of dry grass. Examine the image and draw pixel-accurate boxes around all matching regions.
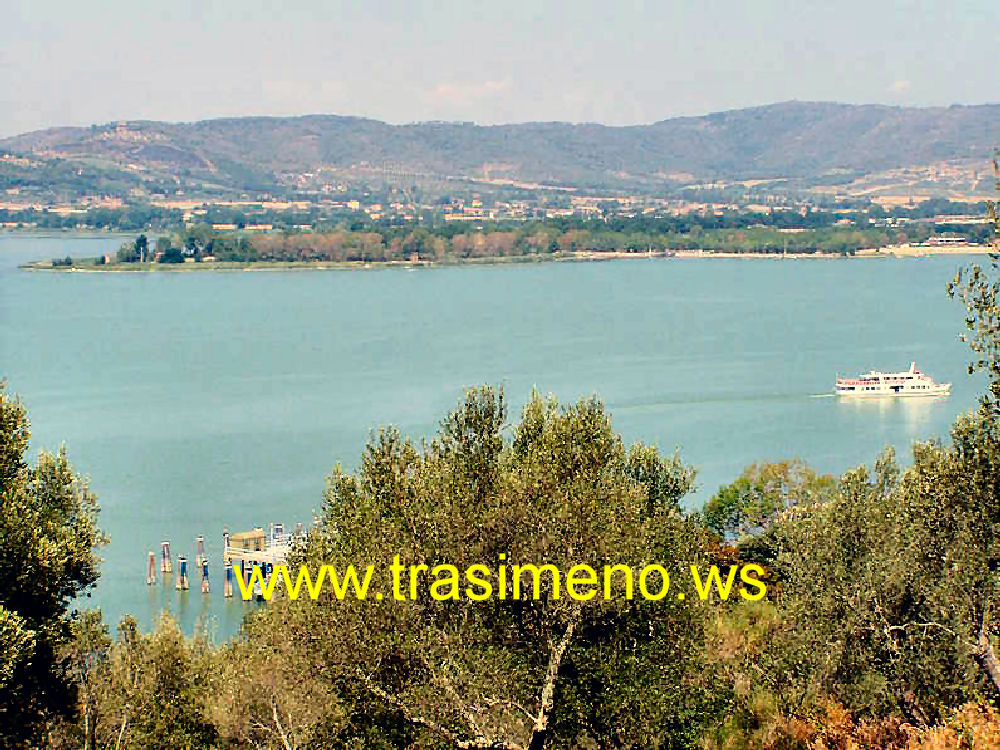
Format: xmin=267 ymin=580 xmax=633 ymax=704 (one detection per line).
xmin=802 ymin=702 xmax=999 ymax=750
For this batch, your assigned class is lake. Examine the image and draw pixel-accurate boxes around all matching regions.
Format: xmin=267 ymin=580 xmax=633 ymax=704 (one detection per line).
xmin=0 ymin=233 xmax=986 ymax=638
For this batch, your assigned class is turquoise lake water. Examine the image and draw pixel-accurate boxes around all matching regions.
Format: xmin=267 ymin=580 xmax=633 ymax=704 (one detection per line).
xmin=0 ymin=234 xmax=988 ymax=638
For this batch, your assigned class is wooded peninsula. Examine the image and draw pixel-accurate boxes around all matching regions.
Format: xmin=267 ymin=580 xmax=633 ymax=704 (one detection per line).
xmin=22 ymin=208 xmax=997 ymax=270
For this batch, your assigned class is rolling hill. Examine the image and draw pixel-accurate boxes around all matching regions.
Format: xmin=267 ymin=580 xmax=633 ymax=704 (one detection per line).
xmin=2 ymin=101 xmax=998 ymax=200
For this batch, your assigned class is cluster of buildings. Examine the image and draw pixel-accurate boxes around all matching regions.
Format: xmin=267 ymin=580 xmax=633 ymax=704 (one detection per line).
xmin=0 ymin=185 xmax=993 ymax=234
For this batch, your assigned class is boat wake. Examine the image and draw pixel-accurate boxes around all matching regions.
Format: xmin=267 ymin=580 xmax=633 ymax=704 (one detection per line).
xmin=612 ymin=391 xmax=836 ymax=411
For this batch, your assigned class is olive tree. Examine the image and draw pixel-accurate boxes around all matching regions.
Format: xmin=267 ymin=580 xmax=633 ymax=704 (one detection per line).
xmin=0 ymin=384 xmax=107 ymax=747
xmin=236 ymin=387 xmax=722 ymax=749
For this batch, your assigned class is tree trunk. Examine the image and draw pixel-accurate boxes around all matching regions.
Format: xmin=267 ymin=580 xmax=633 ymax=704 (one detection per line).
xmin=84 ymin=703 xmax=98 ymax=750
xmin=526 ymin=613 xmax=579 ymax=750
xmin=975 ymin=619 xmax=1000 ymax=696
xmin=114 ymin=711 xmax=127 ymax=750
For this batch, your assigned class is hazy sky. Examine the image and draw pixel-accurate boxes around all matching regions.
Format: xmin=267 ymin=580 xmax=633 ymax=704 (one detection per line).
xmin=2 ymin=0 xmax=998 ymax=137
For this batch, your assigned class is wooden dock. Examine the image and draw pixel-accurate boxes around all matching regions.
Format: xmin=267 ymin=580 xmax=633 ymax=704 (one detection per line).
xmin=146 ymin=522 xmax=305 ymax=598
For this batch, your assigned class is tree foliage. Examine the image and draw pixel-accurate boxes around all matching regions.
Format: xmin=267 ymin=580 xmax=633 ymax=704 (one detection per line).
xmin=0 ymin=383 xmax=107 ymax=747
xmin=53 ymin=614 xmax=219 ymax=750
xmin=702 ymin=459 xmax=836 ymax=540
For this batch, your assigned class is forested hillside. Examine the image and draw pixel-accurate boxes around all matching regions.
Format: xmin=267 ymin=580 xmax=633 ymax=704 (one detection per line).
xmin=3 ymin=102 xmax=997 ymax=198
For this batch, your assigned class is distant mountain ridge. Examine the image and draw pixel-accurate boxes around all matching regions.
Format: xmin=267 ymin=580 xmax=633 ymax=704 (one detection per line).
xmin=2 ymin=101 xmax=998 ymax=197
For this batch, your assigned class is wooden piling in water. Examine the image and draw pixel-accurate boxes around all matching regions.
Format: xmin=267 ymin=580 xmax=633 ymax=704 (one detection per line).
xmin=201 ymin=559 xmax=210 ymax=594
xmin=176 ymin=555 xmax=189 ymax=590
xmin=160 ymin=541 xmax=172 ymax=573
xmin=146 ymin=550 xmax=156 ymax=585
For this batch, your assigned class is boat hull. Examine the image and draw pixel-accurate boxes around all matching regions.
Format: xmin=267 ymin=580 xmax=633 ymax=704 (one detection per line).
xmin=835 ymin=386 xmax=951 ymax=398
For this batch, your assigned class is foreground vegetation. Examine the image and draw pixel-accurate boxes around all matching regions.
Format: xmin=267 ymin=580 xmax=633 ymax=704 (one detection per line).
xmin=2 ymin=199 xmax=999 ymax=747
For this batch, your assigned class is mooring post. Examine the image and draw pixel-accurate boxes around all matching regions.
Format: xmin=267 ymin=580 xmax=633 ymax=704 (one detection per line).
xmin=201 ymin=559 xmax=210 ymax=594
xmin=146 ymin=550 xmax=156 ymax=585
xmin=161 ymin=541 xmax=172 ymax=573
xmin=176 ymin=555 xmax=189 ymax=590
xmin=195 ymin=535 xmax=205 ymax=567
xmin=224 ymin=561 xmax=233 ymax=598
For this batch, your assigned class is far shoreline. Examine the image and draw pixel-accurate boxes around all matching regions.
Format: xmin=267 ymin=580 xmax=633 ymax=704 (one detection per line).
xmin=19 ymin=244 xmax=996 ymax=273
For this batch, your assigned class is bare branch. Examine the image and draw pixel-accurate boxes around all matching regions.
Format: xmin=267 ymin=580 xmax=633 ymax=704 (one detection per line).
xmin=271 ymin=698 xmax=294 ymax=750
xmin=973 ymin=602 xmax=1000 ymax=696
xmin=430 ymin=664 xmax=485 ymax=738
xmin=482 ymin=697 xmax=536 ymax=723
xmin=113 ymin=711 xmax=127 ymax=750
xmin=528 ymin=608 xmax=581 ymax=750
xmin=357 ymin=669 xmax=525 ymax=750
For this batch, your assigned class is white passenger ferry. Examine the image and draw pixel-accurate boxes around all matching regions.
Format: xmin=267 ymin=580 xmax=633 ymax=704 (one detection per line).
xmin=835 ymin=362 xmax=950 ymax=397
